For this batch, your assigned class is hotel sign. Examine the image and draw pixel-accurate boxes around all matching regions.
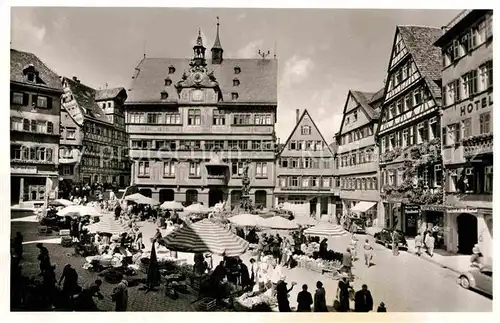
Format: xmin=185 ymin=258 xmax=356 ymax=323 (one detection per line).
xmin=459 ymin=92 xmax=492 ymax=116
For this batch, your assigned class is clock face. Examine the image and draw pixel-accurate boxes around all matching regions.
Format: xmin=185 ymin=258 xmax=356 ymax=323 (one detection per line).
xmin=193 ymin=72 xmax=202 ymax=83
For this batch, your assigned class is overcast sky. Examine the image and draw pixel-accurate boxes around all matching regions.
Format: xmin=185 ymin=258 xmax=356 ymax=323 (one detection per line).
xmin=11 ymin=7 xmax=461 ymax=142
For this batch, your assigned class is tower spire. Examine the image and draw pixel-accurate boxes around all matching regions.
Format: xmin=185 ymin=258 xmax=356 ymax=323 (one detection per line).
xmin=211 ymin=16 xmax=224 ymax=64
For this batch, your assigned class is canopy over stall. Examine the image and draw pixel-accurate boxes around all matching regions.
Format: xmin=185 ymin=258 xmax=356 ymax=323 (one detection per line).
xmin=160 ymin=201 xmax=184 ymax=211
xmin=303 ymin=222 xmax=348 ymax=237
xmin=57 ymin=205 xmax=102 ymax=218
xmin=261 ymin=216 xmax=299 ymax=230
xmin=351 ymin=201 xmax=376 ymax=213
xmin=162 ymin=219 xmax=249 ymax=256
xmin=124 ymin=193 xmax=160 ymax=206
xmin=87 ymin=216 xmax=129 ymax=235
xmin=184 ymin=203 xmax=212 ymax=214
xmin=228 ymin=213 xmax=265 ymax=227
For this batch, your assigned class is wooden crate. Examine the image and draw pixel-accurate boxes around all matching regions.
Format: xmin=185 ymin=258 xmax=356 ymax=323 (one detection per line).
xmin=195 ymin=297 xmax=216 ymax=311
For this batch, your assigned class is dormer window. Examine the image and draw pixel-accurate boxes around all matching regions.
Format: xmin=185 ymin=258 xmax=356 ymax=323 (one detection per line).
xmin=164 ymin=78 xmax=172 ymax=86
xmin=23 ymin=64 xmax=38 ymax=83
xmin=231 ymin=92 xmax=239 ymax=100
xmin=233 ymin=78 xmax=240 ymax=86
xmin=168 ymin=66 xmax=176 ymax=74
xmin=161 ymin=91 xmax=168 ymax=100
xmin=234 ymin=67 xmax=241 ymax=74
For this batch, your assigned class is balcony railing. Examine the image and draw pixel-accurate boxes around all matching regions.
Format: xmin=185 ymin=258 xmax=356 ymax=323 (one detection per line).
xmin=462 ymin=133 xmax=493 ymax=158
xmin=280 ymin=186 xmax=331 ymax=191
xmin=206 ymin=174 xmax=227 ymax=186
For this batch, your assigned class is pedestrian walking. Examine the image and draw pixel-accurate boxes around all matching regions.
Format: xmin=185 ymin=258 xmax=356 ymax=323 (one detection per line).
xmin=391 ymin=231 xmax=400 ymax=256
xmin=336 ymin=275 xmax=351 ymax=312
xmin=297 ymin=284 xmax=313 ymax=312
xmin=342 ymin=248 xmax=353 ymax=279
xmin=59 ymin=264 xmax=80 ymax=302
xmin=114 ymin=203 xmax=122 ymax=221
xmin=313 ymin=281 xmax=328 ymax=312
xmin=349 ymin=234 xmax=358 ymax=260
xmin=414 ymin=233 xmax=423 ymax=256
xmin=425 ymin=232 xmax=435 ymax=257
xmin=354 ymin=284 xmax=374 ymax=312
xmin=363 ymin=239 xmax=374 ymax=267
xmin=249 ymin=258 xmax=258 ymax=288
xmin=36 ymin=243 xmax=51 ymax=275
xmin=111 ymin=277 xmax=129 ymax=311
xmin=377 ymin=302 xmax=387 ymax=312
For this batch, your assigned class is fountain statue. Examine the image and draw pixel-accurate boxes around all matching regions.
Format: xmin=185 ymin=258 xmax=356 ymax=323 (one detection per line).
xmin=239 ymin=160 xmax=254 ymax=212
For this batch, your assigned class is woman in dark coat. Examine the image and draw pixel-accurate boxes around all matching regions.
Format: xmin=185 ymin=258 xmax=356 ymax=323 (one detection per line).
xmin=297 ymin=284 xmax=313 ymax=312
xmin=314 ymin=281 xmax=328 ymax=312
xmin=337 ymin=276 xmax=351 ymax=312
xmin=238 ymin=259 xmax=250 ymax=289
xmin=276 ymin=280 xmax=295 ymax=312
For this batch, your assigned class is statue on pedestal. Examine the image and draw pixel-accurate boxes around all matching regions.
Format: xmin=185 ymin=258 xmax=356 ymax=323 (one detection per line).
xmin=239 ymin=160 xmax=253 ymax=212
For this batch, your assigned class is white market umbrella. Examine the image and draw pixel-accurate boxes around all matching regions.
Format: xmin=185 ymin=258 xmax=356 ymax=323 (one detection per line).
xmin=57 ymin=205 xmax=102 ymax=218
xmin=50 ymin=199 xmax=74 ymax=207
xmin=184 ymin=203 xmax=211 ymax=214
xmin=292 ymin=216 xmax=317 ymax=227
xmin=160 ymin=201 xmax=184 ymax=211
xmin=124 ymin=193 xmax=160 ymax=206
xmin=304 ymin=222 xmax=348 ymax=237
xmin=228 ymin=213 xmax=265 ymax=227
xmin=262 ymin=216 xmax=299 ymax=230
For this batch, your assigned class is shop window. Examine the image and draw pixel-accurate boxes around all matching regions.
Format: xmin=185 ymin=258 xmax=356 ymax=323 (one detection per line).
xmin=484 ymin=166 xmax=493 ymax=193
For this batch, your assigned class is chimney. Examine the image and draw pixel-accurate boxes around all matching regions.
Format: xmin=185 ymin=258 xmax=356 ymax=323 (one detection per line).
xmin=72 ymin=76 xmax=80 ymax=83
xmin=296 ymin=109 xmax=300 ymax=124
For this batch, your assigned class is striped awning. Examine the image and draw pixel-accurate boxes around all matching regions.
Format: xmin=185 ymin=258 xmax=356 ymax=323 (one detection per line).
xmin=304 ymin=222 xmax=348 ymax=237
xmin=162 ymin=219 xmax=249 ymax=256
xmin=87 ymin=216 xmax=130 ymax=235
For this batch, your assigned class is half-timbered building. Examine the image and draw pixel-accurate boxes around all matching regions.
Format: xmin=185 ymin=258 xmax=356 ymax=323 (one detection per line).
xmin=376 ymin=26 xmax=444 ymax=239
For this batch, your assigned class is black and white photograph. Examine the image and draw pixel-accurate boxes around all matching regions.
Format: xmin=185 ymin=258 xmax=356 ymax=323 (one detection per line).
xmin=7 ymin=4 xmax=495 ymax=314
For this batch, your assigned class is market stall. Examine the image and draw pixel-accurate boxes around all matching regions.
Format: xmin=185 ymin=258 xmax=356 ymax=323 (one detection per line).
xmin=160 ymin=201 xmax=184 ymax=211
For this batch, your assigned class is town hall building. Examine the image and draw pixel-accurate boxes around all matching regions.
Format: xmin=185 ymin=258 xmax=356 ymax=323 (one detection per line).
xmin=124 ymin=20 xmax=277 ymax=208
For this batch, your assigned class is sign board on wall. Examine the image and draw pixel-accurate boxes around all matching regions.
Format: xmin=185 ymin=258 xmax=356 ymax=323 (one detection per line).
xmin=458 ymin=91 xmax=492 ymax=117
xmin=11 ymin=166 xmax=37 ymax=174
xmin=404 ymin=204 xmax=420 ymax=235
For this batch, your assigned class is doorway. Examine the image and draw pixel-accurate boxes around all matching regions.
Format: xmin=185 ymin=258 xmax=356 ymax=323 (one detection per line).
xmin=11 ymin=177 xmax=20 ymax=205
xmin=255 ymin=190 xmax=267 ymax=209
xmin=309 ymin=197 xmax=317 ymax=216
xmin=457 ymin=213 xmax=478 ymax=254
xmin=209 ymin=189 xmax=224 ymax=207
xmin=139 ymin=188 xmax=152 ymax=198
xmin=159 ymin=189 xmax=175 ymax=203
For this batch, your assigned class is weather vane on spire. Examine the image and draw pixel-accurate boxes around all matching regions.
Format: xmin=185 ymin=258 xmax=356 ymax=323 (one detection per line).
xmin=258 ymin=49 xmax=270 ymax=59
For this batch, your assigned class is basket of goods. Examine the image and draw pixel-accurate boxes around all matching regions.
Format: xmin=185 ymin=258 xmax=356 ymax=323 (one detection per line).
xmin=61 ymin=236 xmax=73 ymax=247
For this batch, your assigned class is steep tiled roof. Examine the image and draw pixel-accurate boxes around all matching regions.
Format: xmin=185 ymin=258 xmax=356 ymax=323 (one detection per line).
xmin=126 ymin=58 xmax=277 ymax=104
xmin=278 ymin=109 xmax=334 ymax=157
xmin=369 ymin=88 xmax=385 ymax=104
xmin=95 ymin=87 xmax=126 ymax=101
xmin=397 ymin=25 xmax=443 ymax=99
xmin=10 ymin=49 xmax=62 ymax=91
xmin=63 ymin=77 xmax=110 ymax=124
xmin=351 ymin=91 xmax=378 ymax=119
